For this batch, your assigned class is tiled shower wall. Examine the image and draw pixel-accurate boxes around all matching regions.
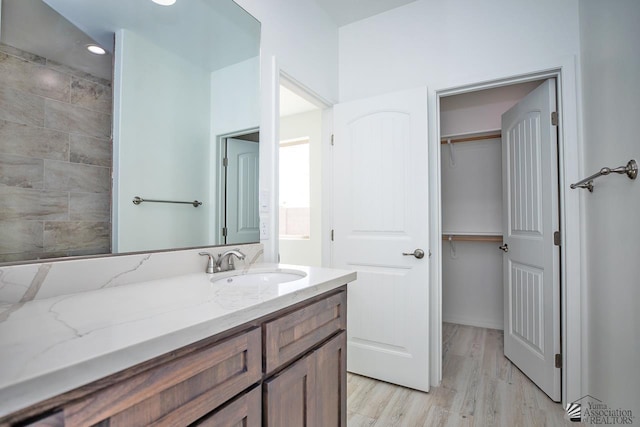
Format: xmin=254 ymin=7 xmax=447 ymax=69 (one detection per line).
xmin=0 ymin=43 xmax=113 ymax=263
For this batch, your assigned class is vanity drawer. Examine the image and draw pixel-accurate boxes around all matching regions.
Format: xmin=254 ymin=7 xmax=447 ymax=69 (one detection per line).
xmin=63 ymin=328 xmax=261 ymax=427
xmin=264 ymin=291 xmax=346 ymax=374
xmin=192 ymin=385 xmax=261 ymax=427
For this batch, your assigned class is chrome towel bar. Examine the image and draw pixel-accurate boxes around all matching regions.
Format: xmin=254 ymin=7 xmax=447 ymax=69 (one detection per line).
xmin=132 ymin=196 xmax=203 ymax=207
xmin=570 ymin=159 xmax=637 ymax=192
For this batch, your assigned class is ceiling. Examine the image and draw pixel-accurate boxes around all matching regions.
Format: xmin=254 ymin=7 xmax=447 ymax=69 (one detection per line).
xmin=1 ymin=0 xmax=416 ymax=83
xmin=314 ymin=0 xmax=419 ymax=26
xmin=44 ymin=0 xmax=260 ymax=73
xmin=1 ymin=0 xmax=113 ymax=80
xmin=280 ymin=85 xmax=320 ymax=117
xmin=0 ymin=0 xmax=260 ymax=81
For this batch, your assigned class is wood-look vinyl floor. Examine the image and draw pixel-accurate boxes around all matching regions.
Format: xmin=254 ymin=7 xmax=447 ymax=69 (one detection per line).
xmin=346 ymin=323 xmax=584 ymax=427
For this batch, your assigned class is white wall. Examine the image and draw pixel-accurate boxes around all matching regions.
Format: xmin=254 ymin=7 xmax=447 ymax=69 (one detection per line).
xmin=580 ymin=0 xmax=640 ymax=416
xmin=113 ymin=30 xmax=211 ymax=252
xmin=279 ymin=109 xmax=323 ymax=266
xmin=339 ymin=0 xmax=580 ymax=101
xmin=211 ymin=57 xmax=260 ymax=138
xmin=441 ymin=138 xmax=503 ymax=329
xmin=442 ymin=241 xmax=503 ymax=329
xmin=235 ymin=0 xmax=338 ymax=104
xmin=234 ymin=0 xmax=338 ymax=261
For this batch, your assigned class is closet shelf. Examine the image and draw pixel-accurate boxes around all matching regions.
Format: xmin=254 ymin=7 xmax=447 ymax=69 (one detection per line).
xmin=440 ymin=132 xmax=501 ymax=145
xmin=441 ymin=233 xmax=503 ymax=243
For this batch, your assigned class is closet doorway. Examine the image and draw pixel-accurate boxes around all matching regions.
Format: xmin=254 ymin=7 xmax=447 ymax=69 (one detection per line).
xmin=439 ymin=78 xmax=562 ymax=401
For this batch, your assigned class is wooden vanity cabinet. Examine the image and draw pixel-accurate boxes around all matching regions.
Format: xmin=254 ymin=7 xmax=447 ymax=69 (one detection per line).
xmin=263 ymin=332 xmax=346 ymax=427
xmin=65 ymin=327 xmax=262 ymax=427
xmin=7 ymin=288 xmax=347 ymax=427
xmin=263 ymin=291 xmax=347 ymax=427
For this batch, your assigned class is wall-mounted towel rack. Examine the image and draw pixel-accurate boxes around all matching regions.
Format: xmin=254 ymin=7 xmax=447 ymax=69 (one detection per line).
xmin=132 ymin=196 xmax=203 ymax=207
xmin=570 ymin=159 xmax=637 ymax=192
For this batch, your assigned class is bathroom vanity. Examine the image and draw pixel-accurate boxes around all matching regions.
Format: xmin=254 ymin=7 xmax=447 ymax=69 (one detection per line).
xmin=0 ymin=264 xmax=355 ymax=426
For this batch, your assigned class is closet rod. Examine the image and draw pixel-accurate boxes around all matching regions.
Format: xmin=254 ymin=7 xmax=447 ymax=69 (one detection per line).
xmin=442 ymin=234 xmax=503 ymax=243
xmin=440 ymin=133 xmax=501 ymax=145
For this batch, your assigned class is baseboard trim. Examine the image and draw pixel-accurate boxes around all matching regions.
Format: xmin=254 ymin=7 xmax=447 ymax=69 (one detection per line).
xmin=443 ymin=315 xmax=503 ymax=331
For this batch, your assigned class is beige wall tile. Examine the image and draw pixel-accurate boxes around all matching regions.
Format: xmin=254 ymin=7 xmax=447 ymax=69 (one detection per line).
xmin=0 ymin=43 xmax=46 ymax=65
xmin=44 ymin=99 xmax=111 ymax=139
xmin=44 ymin=160 xmax=111 ymax=193
xmin=46 ymin=59 xmax=111 ymax=87
xmin=69 ymin=192 xmax=111 ymax=222
xmin=67 ymin=247 xmax=111 ymax=257
xmin=44 ymin=221 xmax=110 ymax=252
xmin=70 ymin=77 xmax=112 ymax=114
xmin=0 ymin=221 xmax=43 ymax=254
xmin=0 ymin=85 xmax=45 ymax=127
xmin=0 ymin=251 xmax=67 ymax=263
xmin=0 ymin=120 xmax=69 ymax=161
xmin=0 ymin=52 xmax=71 ymax=102
xmin=0 ymin=187 xmax=68 ymax=221
xmin=0 ymin=45 xmax=113 ymax=263
xmin=69 ymin=134 xmax=111 ymax=167
xmin=0 ymin=153 xmax=44 ymax=188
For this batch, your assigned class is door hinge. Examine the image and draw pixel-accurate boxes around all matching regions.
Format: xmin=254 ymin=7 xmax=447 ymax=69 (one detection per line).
xmin=331 ymin=229 xmax=334 ymax=241
xmin=551 ymin=112 xmax=558 ymax=126
xmin=555 ymin=353 xmax=562 ymax=369
xmin=223 ymin=157 xmax=228 ymax=167
xmin=331 ymin=134 xmax=334 ymax=146
xmin=554 ymin=231 xmax=561 ymax=246
xmin=222 ymin=227 xmax=228 ymax=237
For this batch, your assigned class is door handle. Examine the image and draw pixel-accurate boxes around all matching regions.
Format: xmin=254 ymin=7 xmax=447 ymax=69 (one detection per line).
xmin=499 ymin=243 xmax=509 ymax=253
xmin=402 ymin=249 xmax=425 ymax=259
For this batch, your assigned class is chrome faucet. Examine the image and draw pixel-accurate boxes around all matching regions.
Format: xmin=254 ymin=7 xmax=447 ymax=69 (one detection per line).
xmin=199 ymin=249 xmax=246 ymax=273
xmin=199 ymin=252 xmax=216 ymax=273
xmin=216 ymin=249 xmax=246 ymax=272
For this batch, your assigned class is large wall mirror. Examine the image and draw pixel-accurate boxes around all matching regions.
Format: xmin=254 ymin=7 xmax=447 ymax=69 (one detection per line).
xmin=0 ymin=0 xmax=261 ymax=264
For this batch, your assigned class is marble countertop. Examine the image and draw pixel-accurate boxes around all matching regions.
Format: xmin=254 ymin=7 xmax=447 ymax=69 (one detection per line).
xmin=0 ymin=264 xmax=356 ymax=418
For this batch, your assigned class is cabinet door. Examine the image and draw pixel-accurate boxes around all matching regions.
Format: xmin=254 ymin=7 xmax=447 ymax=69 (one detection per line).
xmin=264 ymin=291 xmax=346 ymax=374
xmin=315 ymin=332 xmax=347 ymax=427
xmin=264 ymin=353 xmax=316 ymax=426
xmin=192 ymin=386 xmax=261 ymax=427
xmin=64 ymin=328 xmax=261 ymax=427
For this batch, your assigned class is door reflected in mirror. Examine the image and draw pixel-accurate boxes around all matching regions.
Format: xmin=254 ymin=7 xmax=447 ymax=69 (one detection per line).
xmin=220 ymin=132 xmax=260 ymax=245
xmin=0 ymin=0 xmax=261 ymax=264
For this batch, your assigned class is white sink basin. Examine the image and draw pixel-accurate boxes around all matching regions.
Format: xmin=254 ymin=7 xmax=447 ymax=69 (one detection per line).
xmin=211 ymin=268 xmax=306 ymax=286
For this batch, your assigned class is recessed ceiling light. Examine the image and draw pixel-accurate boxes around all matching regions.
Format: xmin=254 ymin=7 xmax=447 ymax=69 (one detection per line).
xmin=86 ymin=45 xmax=106 ymax=55
xmin=152 ymin=0 xmax=177 ymax=5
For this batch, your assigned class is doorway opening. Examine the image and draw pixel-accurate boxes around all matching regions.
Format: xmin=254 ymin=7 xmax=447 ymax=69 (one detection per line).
xmin=431 ymin=69 xmax=581 ymax=402
xmin=437 ymin=76 xmax=566 ymax=403
xmin=277 ymin=80 xmax=325 ymax=266
xmin=439 ymin=80 xmax=546 ymax=327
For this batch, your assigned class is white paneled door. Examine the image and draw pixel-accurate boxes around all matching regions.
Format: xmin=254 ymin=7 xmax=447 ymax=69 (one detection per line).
xmin=332 ymin=88 xmax=430 ymax=391
xmin=501 ymin=79 xmax=560 ymax=401
xmin=225 ymin=138 xmax=259 ymax=244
